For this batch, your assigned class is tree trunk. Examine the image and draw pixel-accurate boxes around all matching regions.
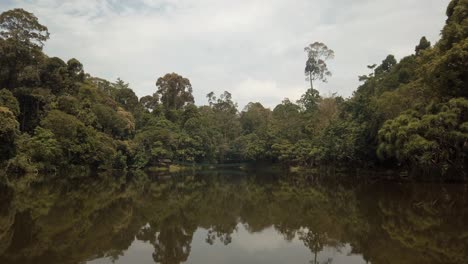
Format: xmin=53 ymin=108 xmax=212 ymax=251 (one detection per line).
xmin=309 ymin=72 xmax=314 ymax=90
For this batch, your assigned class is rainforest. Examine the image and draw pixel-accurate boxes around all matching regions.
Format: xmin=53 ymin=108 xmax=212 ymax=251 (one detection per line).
xmin=0 ymin=0 xmax=467 ymax=179
xmin=0 ymin=1 xmax=468 ymax=264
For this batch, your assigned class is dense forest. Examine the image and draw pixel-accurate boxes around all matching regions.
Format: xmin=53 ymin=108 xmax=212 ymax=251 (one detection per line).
xmin=0 ymin=0 xmax=467 ymax=177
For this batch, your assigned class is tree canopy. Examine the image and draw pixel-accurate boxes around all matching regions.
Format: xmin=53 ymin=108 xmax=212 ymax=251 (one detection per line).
xmin=0 ymin=8 xmax=49 ymax=48
xmin=0 ymin=0 xmax=466 ymax=178
xmin=304 ymin=42 xmax=334 ymax=89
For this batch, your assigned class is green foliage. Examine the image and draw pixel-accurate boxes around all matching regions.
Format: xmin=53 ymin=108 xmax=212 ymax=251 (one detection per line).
xmin=0 ymin=106 xmax=19 ymax=161
xmin=439 ymin=0 xmax=468 ymax=51
xmin=297 ymin=88 xmax=321 ymax=113
xmin=113 ymin=80 xmax=139 ymax=112
xmin=132 ymin=116 xmax=179 ymax=167
xmin=0 ymin=8 xmax=49 ymax=90
xmin=140 ymin=93 xmax=159 ymax=112
xmin=374 ymin=55 xmax=397 ymax=75
xmin=235 ymin=133 xmax=270 ymax=161
xmin=0 ymin=1 xmax=467 ymax=176
xmin=23 ymin=127 xmax=62 ymax=163
xmin=0 ymin=8 xmax=49 ymax=49
xmin=0 ymin=88 xmax=19 ymax=116
xmin=202 ymin=91 xmax=242 ymax=162
xmin=0 ymin=107 xmax=18 ymax=137
xmin=318 ymin=119 xmax=368 ymax=163
xmin=9 ymin=127 xmax=62 ymax=172
xmin=415 ymin=36 xmax=431 ymax=55
xmin=156 ymin=73 xmax=194 ymax=111
xmin=92 ymin=104 xmax=135 ymax=139
xmin=271 ymin=99 xmax=304 ymax=142
xmin=67 ymin=58 xmax=85 ymax=82
xmin=378 ymin=98 xmax=468 ymax=170
xmin=40 ymin=57 xmax=68 ymax=93
xmin=425 ymin=38 xmax=468 ymax=98
xmin=36 ymin=110 xmax=118 ymax=169
xmin=240 ymin=102 xmax=271 ymax=135
xmin=57 ymin=95 xmax=79 ymax=115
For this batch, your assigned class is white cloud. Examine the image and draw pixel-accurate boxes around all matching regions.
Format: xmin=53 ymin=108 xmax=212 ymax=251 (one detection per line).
xmin=232 ymin=78 xmax=304 ymax=109
xmin=1 ymin=0 xmax=449 ymax=108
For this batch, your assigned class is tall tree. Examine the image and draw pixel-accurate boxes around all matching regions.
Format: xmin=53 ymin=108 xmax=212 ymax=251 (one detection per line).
xmin=0 ymin=8 xmax=50 ymax=49
xmin=0 ymin=8 xmax=49 ymax=89
xmin=156 ymin=73 xmax=194 ymax=110
xmin=304 ymin=42 xmax=334 ymax=89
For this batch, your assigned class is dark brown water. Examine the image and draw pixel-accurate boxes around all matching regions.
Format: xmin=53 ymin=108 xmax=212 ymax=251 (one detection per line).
xmin=0 ymin=169 xmax=467 ymax=264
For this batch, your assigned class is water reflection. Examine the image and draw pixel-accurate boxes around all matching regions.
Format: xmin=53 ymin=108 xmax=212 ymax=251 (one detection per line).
xmin=0 ymin=170 xmax=467 ymax=264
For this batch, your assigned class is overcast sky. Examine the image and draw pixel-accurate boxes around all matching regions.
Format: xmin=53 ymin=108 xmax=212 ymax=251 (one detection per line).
xmin=1 ymin=0 xmax=449 ymax=108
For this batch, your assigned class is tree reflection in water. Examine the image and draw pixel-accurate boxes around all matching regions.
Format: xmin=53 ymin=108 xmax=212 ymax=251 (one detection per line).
xmin=0 ymin=169 xmax=466 ymax=264
xmin=299 ymin=230 xmax=332 ymax=264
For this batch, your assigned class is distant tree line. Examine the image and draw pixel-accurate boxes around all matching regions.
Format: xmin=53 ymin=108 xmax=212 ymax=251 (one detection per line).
xmin=0 ymin=0 xmax=466 ymax=176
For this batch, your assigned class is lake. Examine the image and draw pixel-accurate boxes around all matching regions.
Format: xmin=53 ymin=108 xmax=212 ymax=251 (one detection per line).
xmin=0 ymin=168 xmax=467 ymax=264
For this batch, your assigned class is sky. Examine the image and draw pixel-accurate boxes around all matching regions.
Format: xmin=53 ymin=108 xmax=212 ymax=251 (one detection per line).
xmin=1 ymin=0 xmax=449 ymax=109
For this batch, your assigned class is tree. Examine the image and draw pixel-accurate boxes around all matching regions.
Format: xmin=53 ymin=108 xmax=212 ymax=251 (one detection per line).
xmin=299 ymin=230 xmax=331 ymax=264
xmin=114 ymin=82 xmax=139 ymax=112
xmin=304 ymin=42 xmax=334 ymax=89
xmin=237 ymin=102 xmax=272 ymax=161
xmin=140 ymin=94 xmax=159 ymax=112
xmin=271 ymin=99 xmax=304 ymax=143
xmin=234 ymin=133 xmax=269 ymax=161
xmin=378 ymin=98 xmax=468 ymax=172
xmin=0 ymin=106 xmax=19 ymax=161
xmin=240 ymin=102 xmax=271 ymax=135
xmin=374 ymin=55 xmax=397 ymax=75
xmin=439 ymin=0 xmax=468 ymax=51
xmin=92 ymin=104 xmax=135 ymax=139
xmin=0 ymin=90 xmax=20 ymax=160
xmin=13 ymin=127 xmax=63 ymax=170
xmin=67 ymin=58 xmax=85 ymax=83
xmin=114 ymin=78 xmax=129 ymax=89
xmin=156 ymin=73 xmax=194 ymax=111
xmin=358 ymin=64 xmax=377 ymax=82
xmin=425 ymin=38 xmax=468 ymax=98
xmin=0 ymin=9 xmax=49 ymax=89
xmin=206 ymin=91 xmax=241 ymax=162
xmin=310 ymin=96 xmax=341 ymax=133
xmin=297 ymin=88 xmax=321 ymax=113
xmin=0 ymin=88 xmax=20 ymax=116
xmin=415 ymin=36 xmax=431 ymax=55
xmin=0 ymin=8 xmax=50 ymax=49
xmin=40 ymin=57 xmax=68 ymax=94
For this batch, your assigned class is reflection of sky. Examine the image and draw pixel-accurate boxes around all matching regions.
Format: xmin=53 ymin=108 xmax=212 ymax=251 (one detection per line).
xmin=232 ymin=225 xmax=299 ymax=253
xmin=87 ymin=239 xmax=154 ymax=264
xmin=87 ymin=223 xmax=367 ymax=264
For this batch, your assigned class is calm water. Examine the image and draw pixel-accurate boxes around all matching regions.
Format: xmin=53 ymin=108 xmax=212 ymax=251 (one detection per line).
xmin=0 ymin=168 xmax=467 ymax=264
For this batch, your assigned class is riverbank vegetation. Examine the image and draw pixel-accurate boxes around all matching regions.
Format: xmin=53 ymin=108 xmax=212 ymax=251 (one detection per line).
xmin=0 ymin=0 xmax=467 ymax=177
